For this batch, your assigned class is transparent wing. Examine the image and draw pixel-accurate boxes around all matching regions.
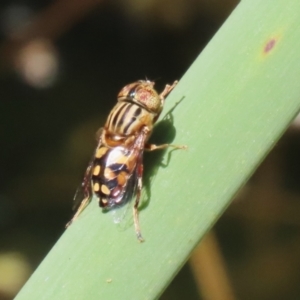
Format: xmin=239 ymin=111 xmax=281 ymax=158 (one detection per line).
xmin=110 ymin=164 xmax=139 ymax=225
xmin=67 ymin=129 xmax=103 ymax=227
xmin=72 ymin=144 xmax=98 ymax=211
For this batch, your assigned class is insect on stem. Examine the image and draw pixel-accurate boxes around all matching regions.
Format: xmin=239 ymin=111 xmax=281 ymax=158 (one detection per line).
xmin=67 ymin=80 xmax=185 ymax=242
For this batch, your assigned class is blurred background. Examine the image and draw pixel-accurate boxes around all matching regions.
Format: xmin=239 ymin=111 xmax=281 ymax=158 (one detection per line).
xmin=1 ymin=0 xmax=300 ymax=299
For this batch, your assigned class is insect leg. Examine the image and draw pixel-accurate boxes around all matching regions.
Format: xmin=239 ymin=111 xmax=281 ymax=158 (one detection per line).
xmin=131 ymin=126 xmax=151 ymax=242
xmin=133 ymin=162 xmax=144 ymax=242
xmin=159 ymin=80 xmax=178 ymax=100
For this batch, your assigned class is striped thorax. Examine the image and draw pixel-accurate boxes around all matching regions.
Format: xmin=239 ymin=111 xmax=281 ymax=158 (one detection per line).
xmin=104 ymin=81 xmax=164 ymax=144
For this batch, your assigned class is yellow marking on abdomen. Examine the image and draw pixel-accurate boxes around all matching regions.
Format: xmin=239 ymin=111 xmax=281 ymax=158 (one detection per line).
xmin=101 ymin=184 xmax=110 ymax=195
xmin=115 ymin=155 xmax=128 ymax=165
xmin=104 ymin=168 xmax=116 ymax=180
xmin=95 ymin=147 xmax=108 ymax=159
xmin=93 ymin=165 xmax=101 ymax=176
xmin=93 ymin=182 xmax=100 ymax=192
xmin=101 ymin=198 xmax=108 ymax=204
xmin=117 ymin=171 xmax=127 ymax=186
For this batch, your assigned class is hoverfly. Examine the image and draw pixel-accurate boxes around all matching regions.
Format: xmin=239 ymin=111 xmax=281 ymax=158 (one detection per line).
xmin=67 ymin=80 xmax=185 ymax=241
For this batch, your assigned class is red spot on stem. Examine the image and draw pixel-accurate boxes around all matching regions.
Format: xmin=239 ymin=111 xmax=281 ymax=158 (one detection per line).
xmin=264 ymin=39 xmax=276 ymax=53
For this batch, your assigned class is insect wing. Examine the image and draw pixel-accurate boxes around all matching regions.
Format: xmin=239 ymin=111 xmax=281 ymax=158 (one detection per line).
xmin=110 ymin=165 xmax=139 ymax=224
xmin=104 ymin=140 xmax=144 ymax=224
xmin=72 ymin=131 xmax=103 ymax=211
xmin=72 ymin=162 xmax=93 ymax=212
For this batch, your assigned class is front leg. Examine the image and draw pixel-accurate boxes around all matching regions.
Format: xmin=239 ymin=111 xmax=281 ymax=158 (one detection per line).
xmin=159 ymin=81 xmax=178 ymax=100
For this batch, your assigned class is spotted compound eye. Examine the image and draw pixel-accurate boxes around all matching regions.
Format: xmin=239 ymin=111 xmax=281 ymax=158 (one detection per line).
xmin=117 ymin=81 xmax=162 ymax=114
xmin=134 ymin=85 xmax=162 ymax=113
xmin=117 ymin=82 xmax=138 ymax=99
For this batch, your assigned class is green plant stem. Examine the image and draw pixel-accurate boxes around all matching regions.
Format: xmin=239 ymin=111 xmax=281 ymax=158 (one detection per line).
xmin=15 ymin=0 xmax=300 ymax=299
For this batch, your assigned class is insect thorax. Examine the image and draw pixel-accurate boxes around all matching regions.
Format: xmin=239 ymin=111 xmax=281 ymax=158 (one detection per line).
xmin=105 ymin=101 xmax=157 ymax=139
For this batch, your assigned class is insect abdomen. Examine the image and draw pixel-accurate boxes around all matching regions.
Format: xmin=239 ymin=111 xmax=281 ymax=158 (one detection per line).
xmin=91 ymin=146 xmax=136 ymax=208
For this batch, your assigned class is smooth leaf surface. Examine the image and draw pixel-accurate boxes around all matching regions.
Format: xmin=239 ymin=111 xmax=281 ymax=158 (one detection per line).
xmin=15 ymin=0 xmax=300 ymax=299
